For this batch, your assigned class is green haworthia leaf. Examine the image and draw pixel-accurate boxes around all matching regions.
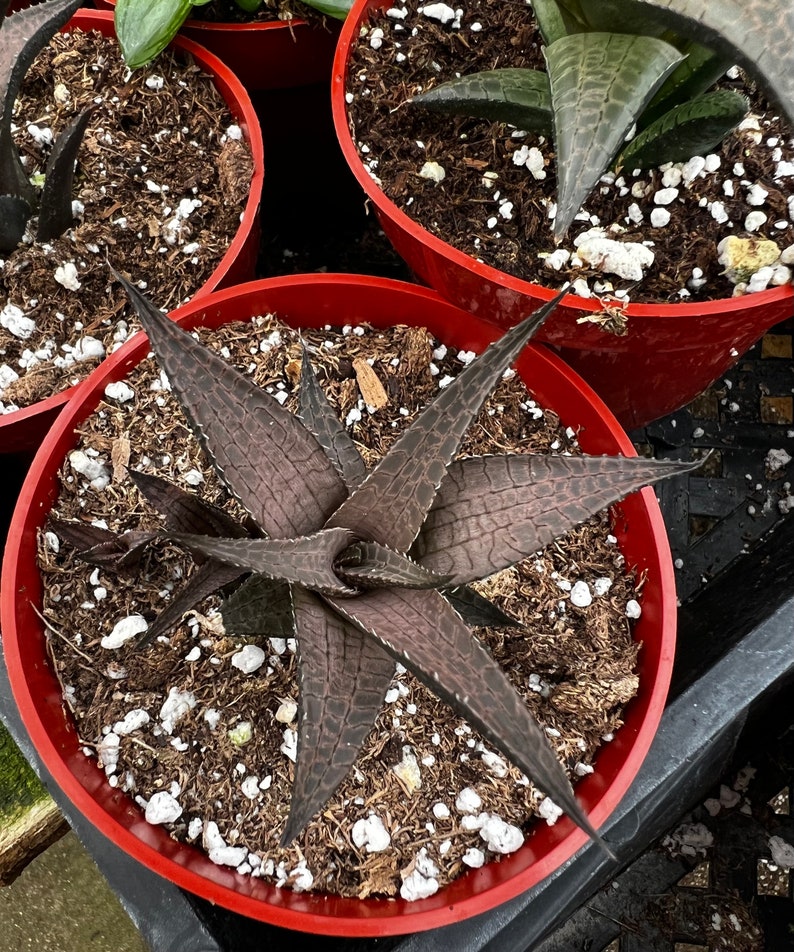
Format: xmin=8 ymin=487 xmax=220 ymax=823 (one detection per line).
xmin=621 ymin=89 xmax=749 ymax=170
xmin=220 ymin=574 xmax=294 ymax=639
xmin=298 ymin=0 xmax=353 ymax=20
xmin=234 ymin=0 xmax=261 ymax=13
xmin=114 ymin=0 xmax=193 ymax=68
xmin=545 ymin=31 xmax=683 ymax=241
xmin=411 ymin=68 xmax=552 ymax=137
xmin=639 ymin=40 xmax=731 ymax=130
xmin=533 ymin=0 xmax=587 ymax=44
xmin=632 ymin=0 xmax=794 ymax=126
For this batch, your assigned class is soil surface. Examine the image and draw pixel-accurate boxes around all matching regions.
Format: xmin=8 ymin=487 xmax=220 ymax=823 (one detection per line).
xmin=40 ymin=316 xmax=642 ymax=901
xmin=345 ymin=0 xmax=794 ymax=305
xmin=0 ymin=28 xmax=253 ymax=413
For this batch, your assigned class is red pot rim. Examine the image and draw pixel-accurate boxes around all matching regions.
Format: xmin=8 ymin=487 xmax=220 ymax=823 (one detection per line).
xmin=0 ymin=9 xmax=264 ymax=449
xmin=331 ymin=0 xmax=794 ymax=321
xmin=1 ymin=274 xmax=676 ymax=936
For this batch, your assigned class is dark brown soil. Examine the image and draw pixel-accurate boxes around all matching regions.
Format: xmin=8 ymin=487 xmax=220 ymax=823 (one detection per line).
xmin=39 ymin=316 xmax=642 ymax=900
xmin=345 ymin=0 xmax=794 ymax=305
xmin=0 ymin=28 xmax=253 ymax=412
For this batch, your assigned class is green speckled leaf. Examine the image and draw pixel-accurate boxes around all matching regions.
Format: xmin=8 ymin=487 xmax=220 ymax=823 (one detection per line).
xmin=545 ymin=31 xmax=683 ymax=241
xmin=412 ymin=68 xmax=552 ymax=135
xmin=621 ymin=89 xmax=748 ymax=170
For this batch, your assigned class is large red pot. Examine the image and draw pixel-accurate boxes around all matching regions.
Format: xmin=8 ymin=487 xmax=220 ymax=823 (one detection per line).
xmin=94 ymin=0 xmax=339 ymax=91
xmin=332 ymin=0 xmax=794 ymax=431
xmin=0 ymin=9 xmax=264 ymax=454
xmin=1 ymin=274 xmax=677 ymax=936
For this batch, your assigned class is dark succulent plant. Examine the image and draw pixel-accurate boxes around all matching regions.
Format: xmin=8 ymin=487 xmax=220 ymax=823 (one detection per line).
xmin=53 ymin=272 xmax=695 ymax=853
xmin=410 ymin=0 xmax=794 ymax=242
xmin=0 ymin=0 xmax=93 ymax=252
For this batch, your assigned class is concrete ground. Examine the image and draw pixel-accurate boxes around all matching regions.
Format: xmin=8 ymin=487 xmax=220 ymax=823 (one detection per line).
xmin=0 ymin=830 xmax=148 ymax=952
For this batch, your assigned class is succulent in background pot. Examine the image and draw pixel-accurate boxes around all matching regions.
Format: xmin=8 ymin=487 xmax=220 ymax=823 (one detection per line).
xmin=100 ymin=0 xmax=351 ymax=90
xmin=2 ymin=273 xmax=683 ymax=935
xmin=0 ymin=2 xmax=263 ymax=453
xmin=332 ymin=0 xmax=794 ymax=429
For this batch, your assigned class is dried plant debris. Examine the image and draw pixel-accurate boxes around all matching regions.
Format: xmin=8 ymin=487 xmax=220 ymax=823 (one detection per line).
xmin=0 ymin=26 xmax=252 ymax=413
xmin=42 ymin=313 xmax=669 ymax=900
xmin=346 ymin=0 xmax=794 ymax=307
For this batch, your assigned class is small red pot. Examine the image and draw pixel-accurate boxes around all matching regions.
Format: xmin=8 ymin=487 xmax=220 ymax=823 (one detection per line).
xmin=94 ymin=0 xmax=339 ymax=91
xmin=2 ymin=273 xmax=677 ymax=936
xmin=0 ymin=9 xmax=264 ymax=454
xmin=332 ymin=0 xmax=794 ymax=431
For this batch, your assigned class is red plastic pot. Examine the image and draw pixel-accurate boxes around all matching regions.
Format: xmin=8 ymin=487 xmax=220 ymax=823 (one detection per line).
xmin=332 ymin=0 xmax=794 ymax=431
xmin=0 ymin=9 xmax=264 ymax=455
xmin=94 ymin=0 xmax=339 ymax=91
xmin=2 ymin=273 xmax=677 ymax=936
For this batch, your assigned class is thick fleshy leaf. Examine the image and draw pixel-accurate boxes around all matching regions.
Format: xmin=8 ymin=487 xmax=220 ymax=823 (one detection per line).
xmin=411 ymin=69 xmax=553 ymax=136
xmin=533 ymin=0 xmax=587 ymax=44
xmin=0 ymin=0 xmax=81 ymax=201
xmin=636 ymin=0 xmax=794 ymax=126
xmin=36 ymin=106 xmax=94 ymax=243
xmin=49 ymin=518 xmax=157 ymax=570
xmin=326 ymin=296 xmax=562 ymax=552
xmin=621 ymin=89 xmax=748 ymax=170
xmin=298 ymin=347 xmax=367 ymax=490
xmin=129 ymin=470 xmax=248 ymax=539
xmin=138 ymin=558 xmax=245 ymax=647
xmin=0 ymin=193 xmax=29 ymax=251
xmin=545 ymin=32 xmax=683 ymax=241
xmin=169 ymin=527 xmax=358 ymax=597
xmin=280 ymin=587 xmax=396 ymax=846
xmin=413 ymin=453 xmax=695 ymax=585
xmin=638 ymin=40 xmax=731 ymax=130
xmin=441 ymin=585 xmax=525 ymax=630
xmin=335 ymin=541 xmax=450 ymax=590
xmin=327 ymin=586 xmax=609 ymax=852
xmin=114 ymin=0 xmax=193 ymax=69
xmin=220 ymin=574 xmax=294 ymax=639
xmin=113 ymin=270 xmax=348 ymax=538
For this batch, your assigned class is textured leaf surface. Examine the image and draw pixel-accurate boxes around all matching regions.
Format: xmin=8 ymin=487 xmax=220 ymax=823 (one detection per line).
xmin=170 ymin=528 xmax=358 ymax=596
xmin=129 ymin=470 xmax=248 ymax=539
xmin=281 ymin=587 xmax=395 ymax=846
xmin=298 ymin=347 xmax=367 ymax=490
xmin=326 ymin=297 xmax=561 ymax=551
xmin=636 ymin=0 xmax=794 ymax=126
xmin=36 ymin=105 xmax=94 ymax=242
xmin=545 ymin=31 xmax=682 ymax=241
xmin=335 ymin=541 xmax=450 ymax=590
xmin=219 ymin=574 xmax=293 ymax=639
xmin=639 ymin=39 xmax=731 ymax=129
xmin=328 ymin=586 xmax=606 ymax=848
xmin=621 ymin=89 xmax=748 ymax=170
xmin=412 ymin=69 xmax=553 ymax=136
xmin=49 ymin=518 xmax=156 ymax=569
xmin=114 ymin=270 xmax=348 ymax=538
xmin=413 ymin=453 xmax=694 ymax=584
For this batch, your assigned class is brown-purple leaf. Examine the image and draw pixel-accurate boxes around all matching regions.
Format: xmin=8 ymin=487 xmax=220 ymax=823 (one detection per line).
xmin=326 ymin=585 xmax=607 ymax=851
xmin=49 ymin=518 xmax=157 ymax=570
xmin=325 ymin=295 xmax=563 ymax=552
xmin=298 ymin=346 xmax=368 ymax=490
xmin=441 ymin=584 xmax=525 ymax=630
xmin=335 ymin=541 xmax=451 ymax=590
xmin=129 ymin=470 xmax=248 ymax=539
xmin=36 ymin=105 xmax=94 ymax=243
xmin=280 ymin=587 xmax=396 ymax=846
xmin=138 ymin=558 xmax=245 ymax=647
xmin=112 ymin=269 xmax=348 ymax=538
xmin=169 ymin=527 xmax=359 ymax=597
xmin=413 ymin=453 xmax=695 ymax=584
